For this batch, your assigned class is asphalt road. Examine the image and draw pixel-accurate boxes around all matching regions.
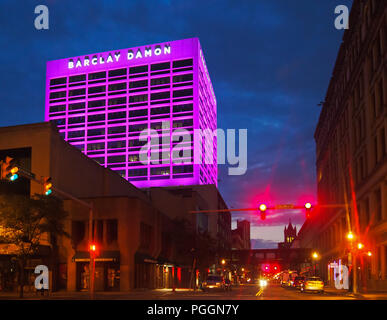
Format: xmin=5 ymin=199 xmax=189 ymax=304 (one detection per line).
xmin=148 ymin=283 xmax=357 ymax=300
xmin=0 ymin=283 xmax=369 ymax=300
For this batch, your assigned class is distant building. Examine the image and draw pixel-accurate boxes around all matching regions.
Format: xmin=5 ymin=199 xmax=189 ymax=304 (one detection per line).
xmin=232 ymin=220 xmax=251 ymax=250
xmin=278 ymin=220 xmax=297 ymax=249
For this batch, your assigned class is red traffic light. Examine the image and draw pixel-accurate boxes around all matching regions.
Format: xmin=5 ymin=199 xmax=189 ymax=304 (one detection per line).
xmin=304 ymin=203 xmax=312 ymax=218
xmin=259 ymin=204 xmax=267 ymax=220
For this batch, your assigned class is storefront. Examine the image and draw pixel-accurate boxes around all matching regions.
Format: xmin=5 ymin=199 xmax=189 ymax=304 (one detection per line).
xmin=72 ymin=251 xmax=120 ymax=291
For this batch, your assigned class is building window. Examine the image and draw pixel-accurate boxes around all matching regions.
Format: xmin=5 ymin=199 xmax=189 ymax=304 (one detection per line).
xmin=68 ymin=116 xmax=85 ymax=124
xmin=69 ymin=74 xmax=86 ymax=83
xmin=151 ymin=77 xmax=170 ymax=86
xmin=151 ymin=62 xmax=170 ymax=71
xmin=107 ymin=155 xmax=126 ymax=164
xmin=87 ymin=142 xmax=105 ymax=151
xmin=107 ymin=219 xmax=118 ymax=243
xmin=69 ymin=88 xmax=86 ymax=97
xmin=173 ymin=89 xmax=193 ymax=98
xmin=108 ymin=111 xmax=126 ymax=120
xmin=173 ymin=74 xmax=193 ymax=83
xmin=50 ymin=77 xmax=66 ymax=86
xmin=151 ymin=91 xmax=170 ymax=101
xmin=129 ymin=94 xmax=148 ymax=103
xmin=108 ymin=126 xmax=126 ymax=134
xmin=71 ymin=221 xmax=85 ymax=246
xmin=129 ymin=65 xmax=148 ymax=74
xmin=108 ymin=68 xmax=127 ymax=77
xmin=49 ymin=91 xmax=66 ymax=99
xmin=89 ymin=71 xmax=106 ymax=80
xmin=140 ymin=223 xmax=152 ymax=250
xmin=88 ymin=86 xmax=106 ymax=94
xmin=68 ymin=130 xmax=85 ymax=139
xmin=375 ymin=188 xmax=382 ymax=222
xmin=173 ymin=59 xmax=193 ymax=68
xmin=88 ymin=100 xmax=105 ymax=108
xmin=108 ymin=83 xmax=127 ymax=91
xmin=129 ymin=80 xmax=148 ymax=88
xmin=69 ymin=102 xmax=86 ymax=111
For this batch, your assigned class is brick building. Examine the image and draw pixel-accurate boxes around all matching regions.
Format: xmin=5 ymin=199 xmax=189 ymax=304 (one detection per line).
xmin=298 ymin=0 xmax=387 ymax=292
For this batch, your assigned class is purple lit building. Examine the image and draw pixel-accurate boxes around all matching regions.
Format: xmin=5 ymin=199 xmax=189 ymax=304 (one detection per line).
xmin=45 ymin=38 xmax=217 ymax=188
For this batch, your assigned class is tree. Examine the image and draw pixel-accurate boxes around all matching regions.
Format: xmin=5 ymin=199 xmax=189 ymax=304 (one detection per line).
xmin=0 ymin=194 xmax=68 ymax=298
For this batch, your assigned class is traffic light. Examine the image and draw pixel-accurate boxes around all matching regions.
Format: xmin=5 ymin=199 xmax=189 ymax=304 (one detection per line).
xmin=304 ymin=202 xmax=312 ymax=218
xmin=43 ymin=177 xmax=53 ymax=195
xmin=1 ymin=156 xmax=19 ymax=181
xmin=259 ymin=204 xmax=267 ymax=220
xmin=89 ymin=243 xmax=99 ymax=257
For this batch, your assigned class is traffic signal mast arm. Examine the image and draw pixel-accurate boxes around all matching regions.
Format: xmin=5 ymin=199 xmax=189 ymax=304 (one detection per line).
xmin=188 ymin=203 xmax=348 ymax=214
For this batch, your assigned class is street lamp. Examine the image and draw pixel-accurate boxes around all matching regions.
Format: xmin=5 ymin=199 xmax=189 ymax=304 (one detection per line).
xmin=311 ymin=252 xmax=319 ymax=276
xmin=221 ymin=259 xmax=226 ymax=265
xmin=347 ymin=231 xmax=354 ymax=240
xmin=357 ymin=243 xmax=364 ymax=250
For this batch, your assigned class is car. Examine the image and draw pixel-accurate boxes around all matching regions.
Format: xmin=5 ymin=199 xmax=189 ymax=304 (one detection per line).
xmin=292 ymin=276 xmax=305 ymax=289
xmin=300 ymin=276 xmax=324 ymax=293
xmin=202 ymin=275 xmax=226 ymax=292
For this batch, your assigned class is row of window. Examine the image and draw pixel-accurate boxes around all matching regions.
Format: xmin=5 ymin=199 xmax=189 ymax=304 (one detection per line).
xmin=50 ymin=101 xmax=194 ymax=115
xmin=49 ymin=88 xmax=193 ymax=103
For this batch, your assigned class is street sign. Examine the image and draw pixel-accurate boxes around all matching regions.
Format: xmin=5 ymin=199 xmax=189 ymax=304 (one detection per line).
xmin=274 ymin=204 xmax=295 ymax=209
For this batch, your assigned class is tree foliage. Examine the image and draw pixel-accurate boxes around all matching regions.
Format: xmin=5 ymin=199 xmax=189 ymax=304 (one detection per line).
xmin=0 ymin=193 xmax=68 ymax=297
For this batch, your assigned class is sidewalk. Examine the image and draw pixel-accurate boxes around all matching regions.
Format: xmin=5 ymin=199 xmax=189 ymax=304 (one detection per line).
xmin=324 ymin=286 xmax=387 ymax=300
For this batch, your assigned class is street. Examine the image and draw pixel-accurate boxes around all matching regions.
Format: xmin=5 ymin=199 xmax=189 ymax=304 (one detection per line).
xmin=1 ymin=283 xmax=384 ymax=300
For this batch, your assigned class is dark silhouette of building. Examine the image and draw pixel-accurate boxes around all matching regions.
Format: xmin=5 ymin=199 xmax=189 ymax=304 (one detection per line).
xmin=232 ymin=220 xmax=251 ymax=250
xmin=278 ymin=220 xmax=297 ymax=249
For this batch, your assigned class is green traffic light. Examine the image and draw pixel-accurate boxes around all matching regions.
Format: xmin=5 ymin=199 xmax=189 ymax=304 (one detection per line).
xmin=45 ymin=189 xmax=52 ymax=196
xmin=10 ymin=174 xmax=18 ymax=181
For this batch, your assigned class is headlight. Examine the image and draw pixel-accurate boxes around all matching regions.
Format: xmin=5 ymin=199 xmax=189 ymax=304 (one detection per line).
xmin=259 ymin=280 xmax=267 ymax=287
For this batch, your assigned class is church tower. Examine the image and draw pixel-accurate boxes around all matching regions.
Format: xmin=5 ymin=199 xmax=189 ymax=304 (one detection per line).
xmin=284 ymin=219 xmax=297 ymax=246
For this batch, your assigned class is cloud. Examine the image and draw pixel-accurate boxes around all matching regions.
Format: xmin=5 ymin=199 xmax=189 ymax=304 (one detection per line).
xmin=250 ymin=239 xmax=278 ymax=249
xmin=0 ymin=0 xmax=352 ymax=243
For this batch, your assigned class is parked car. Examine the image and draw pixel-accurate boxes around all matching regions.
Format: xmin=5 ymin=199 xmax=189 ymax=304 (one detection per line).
xmin=300 ymin=276 xmax=324 ymax=293
xmin=292 ymin=276 xmax=305 ymax=289
xmin=202 ymin=275 xmax=226 ymax=292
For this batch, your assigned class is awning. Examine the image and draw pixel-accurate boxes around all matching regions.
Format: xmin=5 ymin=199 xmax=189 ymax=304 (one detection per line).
xmin=157 ymin=256 xmax=175 ymax=266
xmin=135 ymin=252 xmax=158 ymax=264
xmin=72 ymin=251 xmax=120 ymax=262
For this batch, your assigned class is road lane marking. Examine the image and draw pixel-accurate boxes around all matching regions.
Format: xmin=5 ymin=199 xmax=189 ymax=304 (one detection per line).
xmin=256 ymin=288 xmax=263 ymax=296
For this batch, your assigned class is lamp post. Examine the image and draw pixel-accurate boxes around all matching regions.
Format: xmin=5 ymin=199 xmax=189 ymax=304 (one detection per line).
xmin=312 ymin=252 xmax=319 ymax=276
xmin=346 ymin=231 xmax=357 ymax=294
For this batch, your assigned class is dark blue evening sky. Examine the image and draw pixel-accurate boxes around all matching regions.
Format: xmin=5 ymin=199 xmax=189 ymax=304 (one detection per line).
xmin=0 ymin=0 xmax=352 ymax=247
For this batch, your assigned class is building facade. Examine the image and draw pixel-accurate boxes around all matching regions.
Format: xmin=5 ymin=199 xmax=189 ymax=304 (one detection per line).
xmin=45 ymin=38 xmax=217 ymax=189
xmin=232 ymin=220 xmax=251 ymax=250
xmin=298 ymin=0 xmax=387 ymax=292
xmin=0 ymin=123 xmax=195 ymax=291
